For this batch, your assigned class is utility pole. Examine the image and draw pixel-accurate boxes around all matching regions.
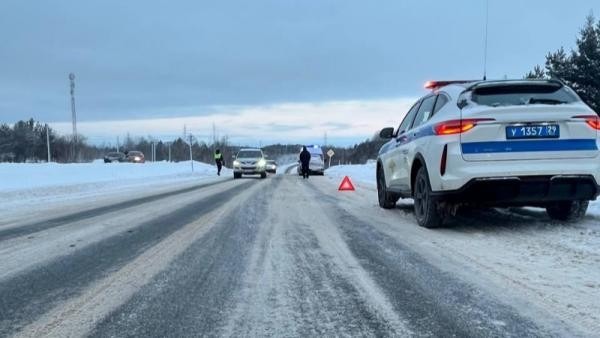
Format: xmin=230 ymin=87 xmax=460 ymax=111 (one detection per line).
xmin=212 ymin=122 xmax=216 ymax=156
xmin=69 ymin=73 xmax=78 ymax=162
xmin=168 ymin=142 xmax=172 ymax=162
xmin=189 ymin=134 xmax=194 ymax=172
xmin=46 ymin=124 xmax=51 ymax=163
xmin=212 ymin=122 xmax=216 ymax=144
xmin=116 ymin=136 xmax=120 ymax=152
xmin=151 ymin=141 xmax=156 ymax=162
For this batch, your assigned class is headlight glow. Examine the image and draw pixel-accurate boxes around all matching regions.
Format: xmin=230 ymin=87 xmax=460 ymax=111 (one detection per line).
xmin=233 ymin=160 xmax=240 ymax=167
xmin=257 ymin=159 xmax=266 ymax=167
xmin=134 ymin=156 xmax=141 ymax=161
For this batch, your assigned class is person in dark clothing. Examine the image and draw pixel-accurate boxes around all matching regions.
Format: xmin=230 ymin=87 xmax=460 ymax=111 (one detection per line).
xmin=299 ymin=146 xmax=311 ymax=179
xmin=214 ymin=149 xmax=224 ymax=176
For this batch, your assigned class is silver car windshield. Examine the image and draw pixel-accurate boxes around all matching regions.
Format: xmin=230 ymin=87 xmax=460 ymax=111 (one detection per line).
xmin=237 ymin=150 xmax=262 ymax=158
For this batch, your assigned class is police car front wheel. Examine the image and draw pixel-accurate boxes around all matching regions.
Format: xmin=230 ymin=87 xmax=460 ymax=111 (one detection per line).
xmin=377 ymin=169 xmax=399 ymax=209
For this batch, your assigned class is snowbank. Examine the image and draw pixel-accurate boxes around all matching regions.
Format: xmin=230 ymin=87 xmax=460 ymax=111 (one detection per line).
xmin=326 ymin=163 xmax=600 ymax=217
xmin=589 ymin=201 xmax=600 ymax=217
xmin=0 ymin=161 xmax=227 ymax=192
xmin=325 ymin=163 xmax=376 ymax=186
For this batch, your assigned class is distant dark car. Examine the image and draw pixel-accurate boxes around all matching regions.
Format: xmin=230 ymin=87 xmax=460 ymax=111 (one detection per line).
xmin=126 ymin=151 xmax=145 ymax=163
xmin=266 ymin=160 xmax=277 ymax=174
xmin=104 ymin=152 xmax=126 ymax=163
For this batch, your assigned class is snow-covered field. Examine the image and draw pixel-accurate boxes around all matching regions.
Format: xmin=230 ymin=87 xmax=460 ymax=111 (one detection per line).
xmin=326 ymin=162 xmax=376 ymax=186
xmin=0 ymin=160 xmax=226 ymax=191
xmin=0 ymin=161 xmax=229 ymax=223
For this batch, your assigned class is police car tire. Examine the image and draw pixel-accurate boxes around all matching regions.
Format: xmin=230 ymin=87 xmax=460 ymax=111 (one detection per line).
xmin=377 ymin=169 xmax=399 ymax=209
xmin=546 ymin=200 xmax=589 ymax=221
xmin=413 ymin=166 xmax=443 ymax=228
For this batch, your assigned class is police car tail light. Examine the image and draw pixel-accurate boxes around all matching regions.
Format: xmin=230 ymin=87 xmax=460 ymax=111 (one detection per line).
xmin=433 ymin=118 xmax=495 ymax=135
xmin=573 ymin=115 xmax=600 ymax=130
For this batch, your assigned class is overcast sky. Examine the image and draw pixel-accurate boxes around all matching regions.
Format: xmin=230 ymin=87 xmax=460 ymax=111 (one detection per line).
xmin=1 ymin=0 xmax=599 ymax=146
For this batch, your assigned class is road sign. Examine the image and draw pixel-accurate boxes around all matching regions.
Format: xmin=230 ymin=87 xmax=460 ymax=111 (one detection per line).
xmin=326 ymin=149 xmax=335 ymax=168
xmin=338 ymin=176 xmax=355 ymax=191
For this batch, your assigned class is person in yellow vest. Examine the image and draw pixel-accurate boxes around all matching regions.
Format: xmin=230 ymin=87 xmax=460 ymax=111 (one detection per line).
xmin=214 ymin=149 xmax=224 ymax=176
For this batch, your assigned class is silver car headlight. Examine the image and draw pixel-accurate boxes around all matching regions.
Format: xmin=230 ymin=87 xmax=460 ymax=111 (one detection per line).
xmin=257 ymin=159 xmax=266 ymax=167
xmin=233 ymin=160 xmax=240 ymax=167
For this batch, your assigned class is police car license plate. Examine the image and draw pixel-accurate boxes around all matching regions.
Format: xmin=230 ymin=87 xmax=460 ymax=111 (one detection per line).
xmin=506 ymin=125 xmax=559 ymax=139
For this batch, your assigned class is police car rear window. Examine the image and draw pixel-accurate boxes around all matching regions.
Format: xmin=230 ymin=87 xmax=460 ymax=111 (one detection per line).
xmin=471 ymin=83 xmax=579 ymax=107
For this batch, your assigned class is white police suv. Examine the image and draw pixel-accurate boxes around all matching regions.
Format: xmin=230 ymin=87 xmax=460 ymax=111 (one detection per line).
xmin=377 ymin=79 xmax=600 ymax=228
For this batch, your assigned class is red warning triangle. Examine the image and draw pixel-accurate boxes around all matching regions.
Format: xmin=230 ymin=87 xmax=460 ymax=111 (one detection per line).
xmin=338 ymin=176 xmax=355 ymax=191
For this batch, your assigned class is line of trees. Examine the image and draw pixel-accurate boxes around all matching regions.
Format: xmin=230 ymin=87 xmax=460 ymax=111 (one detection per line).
xmin=0 ymin=119 xmax=91 ymax=162
xmin=526 ymin=14 xmax=600 ymax=113
xmin=0 ymin=119 xmax=238 ymax=164
xmin=0 ymin=118 xmax=389 ymax=165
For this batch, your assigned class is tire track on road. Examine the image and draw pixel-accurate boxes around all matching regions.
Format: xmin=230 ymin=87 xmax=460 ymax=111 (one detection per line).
xmin=284 ymin=163 xmax=298 ymax=174
xmin=0 ymin=179 xmax=254 ymax=336
xmin=89 ymin=176 xmax=281 ymax=337
xmin=222 ymin=176 xmax=411 ymax=337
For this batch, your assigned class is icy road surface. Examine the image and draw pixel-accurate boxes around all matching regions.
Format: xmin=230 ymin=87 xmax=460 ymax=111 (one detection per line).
xmin=1 ymin=171 xmax=599 ymax=337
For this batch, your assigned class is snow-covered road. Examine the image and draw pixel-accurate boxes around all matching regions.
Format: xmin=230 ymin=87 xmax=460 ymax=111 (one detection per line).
xmin=0 ymin=163 xmax=598 ymax=337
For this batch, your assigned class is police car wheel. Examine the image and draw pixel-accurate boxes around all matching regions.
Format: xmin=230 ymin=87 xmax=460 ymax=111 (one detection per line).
xmin=546 ymin=200 xmax=589 ymax=221
xmin=413 ymin=166 xmax=443 ymax=228
xmin=377 ymin=168 xmax=398 ymax=209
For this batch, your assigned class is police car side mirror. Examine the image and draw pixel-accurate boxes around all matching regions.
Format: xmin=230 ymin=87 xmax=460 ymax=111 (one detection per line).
xmin=379 ymin=127 xmax=395 ymax=139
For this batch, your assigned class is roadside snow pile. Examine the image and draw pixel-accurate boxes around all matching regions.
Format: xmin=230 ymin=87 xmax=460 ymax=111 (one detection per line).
xmin=0 ymin=161 xmax=226 ymax=192
xmin=589 ymin=201 xmax=600 ymax=217
xmin=325 ymin=163 xmax=376 ymax=186
xmin=325 ymin=163 xmax=600 ymax=218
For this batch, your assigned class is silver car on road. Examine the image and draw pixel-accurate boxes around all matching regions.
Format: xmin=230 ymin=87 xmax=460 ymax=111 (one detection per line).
xmin=233 ymin=148 xmax=267 ymax=179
